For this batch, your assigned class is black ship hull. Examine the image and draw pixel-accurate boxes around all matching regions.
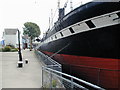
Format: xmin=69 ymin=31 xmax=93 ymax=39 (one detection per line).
xmin=38 ymin=1 xmax=120 ymax=88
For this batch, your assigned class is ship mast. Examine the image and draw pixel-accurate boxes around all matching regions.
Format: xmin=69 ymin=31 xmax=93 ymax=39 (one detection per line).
xmin=70 ymin=0 xmax=73 ymax=11
xmin=51 ymin=9 xmax=53 ymax=28
xmin=58 ymin=0 xmax=65 ymax=20
xmin=58 ymin=0 xmax=60 ymax=9
xmin=64 ymin=0 xmax=68 ymax=9
xmin=49 ymin=17 xmax=50 ymax=30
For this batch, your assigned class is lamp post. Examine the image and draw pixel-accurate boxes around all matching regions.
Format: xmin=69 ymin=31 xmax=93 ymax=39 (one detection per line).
xmin=17 ymin=29 xmax=23 ymax=68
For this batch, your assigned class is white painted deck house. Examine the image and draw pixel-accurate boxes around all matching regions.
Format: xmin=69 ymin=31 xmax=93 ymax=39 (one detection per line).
xmin=3 ymin=28 xmax=22 ymax=48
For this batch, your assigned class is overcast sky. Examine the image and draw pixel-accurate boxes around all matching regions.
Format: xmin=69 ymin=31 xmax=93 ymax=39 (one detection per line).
xmin=0 ymin=0 xmax=92 ymax=40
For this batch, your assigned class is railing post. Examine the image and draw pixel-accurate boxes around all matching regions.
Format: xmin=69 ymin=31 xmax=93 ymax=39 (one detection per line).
xmin=42 ymin=67 xmax=43 ymax=87
xmin=71 ymin=77 xmax=74 ymax=89
xmin=50 ymin=70 xmax=52 ymax=88
xmin=97 ymin=68 xmax=101 ymax=85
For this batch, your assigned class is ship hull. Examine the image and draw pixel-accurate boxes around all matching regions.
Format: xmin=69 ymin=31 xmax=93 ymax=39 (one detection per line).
xmin=39 ymin=24 xmax=120 ymax=88
xmin=38 ymin=2 xmax=120 ymax=89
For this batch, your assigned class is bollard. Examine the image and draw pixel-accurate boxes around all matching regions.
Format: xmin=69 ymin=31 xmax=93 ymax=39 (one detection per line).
xmin=17 ymin=61 xmax=23 ymax=68
xmin=25 ymin=59 xmax=28 ymax=64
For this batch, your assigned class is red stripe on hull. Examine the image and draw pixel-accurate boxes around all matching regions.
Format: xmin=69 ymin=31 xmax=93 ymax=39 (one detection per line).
xmin=42 ymin=51 xmax=120 ymax=89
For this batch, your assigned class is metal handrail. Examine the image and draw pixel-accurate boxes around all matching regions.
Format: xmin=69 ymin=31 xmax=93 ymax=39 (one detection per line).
xmin=43 ymin=68 xmax=87 ymax=89
xmin=36 ymin=50 xmax=61 ymax=67
xmin=35 ymin=50 xmax=105 ymax=89
xmin=42 ymin=66 xmax=105 ymax=90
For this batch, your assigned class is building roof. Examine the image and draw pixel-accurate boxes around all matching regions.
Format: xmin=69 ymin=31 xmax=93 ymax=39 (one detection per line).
xmin=4 ymin=28 xmax=18 ymax=35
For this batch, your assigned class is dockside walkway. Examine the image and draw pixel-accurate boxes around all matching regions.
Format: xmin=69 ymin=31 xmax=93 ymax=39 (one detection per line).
xmin=0 ymin=49 xmax=42 ymax=89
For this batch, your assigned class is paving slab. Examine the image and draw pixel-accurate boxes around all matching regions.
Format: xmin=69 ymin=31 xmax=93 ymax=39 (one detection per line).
xmin=1 ymin=49 xmax=42 ymax=88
